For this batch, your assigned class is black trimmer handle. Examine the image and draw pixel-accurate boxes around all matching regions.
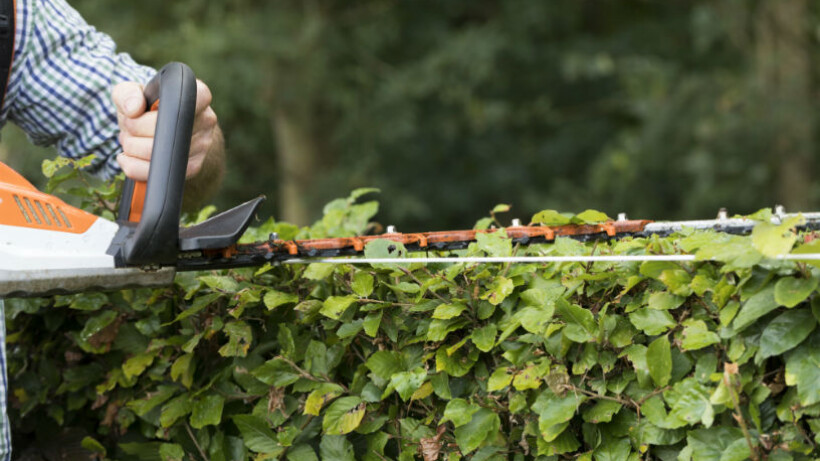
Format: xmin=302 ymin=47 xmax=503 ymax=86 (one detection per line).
xmin=118 ymin=62 xmax=197 ymax=266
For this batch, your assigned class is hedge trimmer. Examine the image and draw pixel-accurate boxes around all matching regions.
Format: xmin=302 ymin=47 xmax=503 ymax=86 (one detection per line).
xmin=2 ymin=63 xmax=819 ymax=298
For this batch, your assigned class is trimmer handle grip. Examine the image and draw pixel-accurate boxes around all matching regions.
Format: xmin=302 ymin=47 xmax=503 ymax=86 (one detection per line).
xmin=118 ymin=62 xmax=197 ymax=266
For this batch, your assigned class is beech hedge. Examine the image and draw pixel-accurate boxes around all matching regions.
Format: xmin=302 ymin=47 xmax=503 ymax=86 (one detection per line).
xmin=6 ymin=179 xmax=820 ymax=459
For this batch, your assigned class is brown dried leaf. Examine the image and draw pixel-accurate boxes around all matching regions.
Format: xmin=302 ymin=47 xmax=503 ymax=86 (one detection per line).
xmin=64 ymin=350 xmax=83 ymax=363
xmin=101 ymin=401 xmax=119 ymax=427
xmin=88 ymin=316 xmax=123 ymax=350
xmin=90 ymin=393 xmax=108 ymax=410
xmin=419 ymin=426 xmax=447 ymax=461
xmin=268 ymin=386 xmax=286 ymax=414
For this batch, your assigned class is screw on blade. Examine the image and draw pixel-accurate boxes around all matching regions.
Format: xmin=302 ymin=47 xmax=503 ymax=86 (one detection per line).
xmin=269 ymin=232 xmax=279 ymax=241
xmin=617 ymin=213 xmax=627 ymax=221
xmin=386 ymin=225 xmax=397 ymax=234
xmin=717 ymin=208 xmax=728 ymax=221
xmin=511 ymin=219 xmax=522 ymax=227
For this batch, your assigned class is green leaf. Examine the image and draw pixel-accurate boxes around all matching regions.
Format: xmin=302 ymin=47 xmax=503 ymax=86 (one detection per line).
xmin=454 ymin=408 xmax=500 ymax=454
xmin=253 ymin=358 xmax=300 ymax=387
xmin=81 ymin=436 xmax=107 ymax=456
xmin=532 ymin=210 xmax=571 ymax=226
xmin=647 ymin=291 xmax=685 ymax=310
xmin=304 ymin=263 xmax=335 ymax=280
xmin=69 ymin=292 xmax=108 ymax=311
xmin=774 ymin=276 xmax=817 ymax=308
xmin=320 ymin=296 xmax=358 ymax=320
xmin=173 ymin=293 xmax=221 ymax=323
xmin=323 ymin=396 xmax=365 ymax=435
xmin=199 ymin=275 xmax=239 ymax=292
xmin=441 ymin=398 xmax=481 ymax=427
xmin=758 ymin=308 xmax=816 ymax=361
xmin=488 ymin=367 xmax=513 ymax=392
xmin=391 ymin=368 xmax=427 ymax=401
xmin=304 ymin=383 xmax=345 ymax=416
xmin=364 ymin=239 xmax=409 ymax=270
xmin=695 ymin=235 xmax=762 ymax=270
xmin=573 ymin=209 xmax=610 ymax=224
xmin=264 ymin=290 xmax=299 ymax=310
xmin=686 ymin=427 xmax=743 ymax=461
xmin=79 ymin=310 xmax=118 ymax=341
xmin=365 ymin=351 xmax=403 ymax=380
xmin=319 ymin=435 xmax=355 ymax=461
xmin=785 ymin=332 xmax=820 ymax=406
xmin=432 ymin=303 xmax=467 ymax=320
xmin=436 ymin=347 xmax=477 ymax=377
xmin=127 ymin=385 xmax=177 ymax=417
xmin=475 ymin=230 xmax=512 ymax=257
xmin=658 ymin=270 xmax=693 ymax=296
xmin=513 ymin=366 xmax=542 ymax=390
xmin=535 ymin=390 xmax=586 ymax=442
xmin=471 ymin=325 xmax=497 ymax=352
xmin=666 ymin=378 xmax=713 ymax=427
xmin=352 ymin=272 xmax=374 ymax=297
xmin=287 ymin=444 xmax=319 ymax=461
xmin=481 ymin=276 xmax=514 ymax=305
xmin=160 ymin=394 xmax=192 ymax=428
xmin=593 ymin=437 xmax=631 ymax=461
xmin=680 ymin=320 xmax=720 ymax=351
xmin=219 ymin=321 xmax=253 ymax=357
xmin=190 ymin=394 xmax=225 ymax=429
xmin=557 ymin=299 xmax=597 ymax=343
xmin=647 ymin=336 xmax=672 ymax=387
xmin=232 ymin=414 xmax=280 ymax=453
xmin=123 ymin=351 xmax=157 ymax=379
xmin=733 ymin=285 xmax=780 ymax=331
xmin=752 ymin=216 xmax=802 ymax=257
xmin=159 ymin=444 xmax=185 ymax=461
xmin=363 ymin=311 xmax=382 ymax=337
xmin=582 ymin=400 xmax=622 ymax=423
xmin=491 ymin=203 xmax=511 ymax=214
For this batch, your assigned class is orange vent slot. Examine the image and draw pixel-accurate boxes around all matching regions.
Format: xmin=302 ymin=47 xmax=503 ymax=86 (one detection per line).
xmin=0 ymin=161 xmax=96 ymax=233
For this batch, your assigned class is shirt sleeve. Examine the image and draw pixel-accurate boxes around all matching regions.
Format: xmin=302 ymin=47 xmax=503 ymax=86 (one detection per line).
xmin=1 ymin=0 xmax=156 ymax=179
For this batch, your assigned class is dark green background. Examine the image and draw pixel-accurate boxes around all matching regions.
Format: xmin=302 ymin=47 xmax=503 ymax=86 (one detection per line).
xmin=4 ymin=0 xmax=818 ymax=231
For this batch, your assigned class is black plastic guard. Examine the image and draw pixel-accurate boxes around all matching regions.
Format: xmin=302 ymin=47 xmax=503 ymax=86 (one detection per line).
xmin=179 ymin=196 xmax=265 ymax=251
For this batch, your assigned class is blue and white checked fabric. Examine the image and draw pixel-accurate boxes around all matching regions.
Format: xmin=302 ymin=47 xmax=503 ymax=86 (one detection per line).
xmin=3 ymin=0 xmax=156 ymax=178
xmin=0 ymin=0 xmax=157 ymax=458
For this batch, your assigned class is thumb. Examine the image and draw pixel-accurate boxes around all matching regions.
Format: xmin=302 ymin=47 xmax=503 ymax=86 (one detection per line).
xmin=112 ymin=82 xmax=146 ymax=118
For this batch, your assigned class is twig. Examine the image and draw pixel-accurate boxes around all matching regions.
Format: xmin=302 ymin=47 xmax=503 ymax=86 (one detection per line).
xmin=399 ymin=267 xmax=449 ymax=303
xmin=723 ymin=367 xmax=759 ymax=461
xmin=185 ymin=422 xmax=209 ymax=461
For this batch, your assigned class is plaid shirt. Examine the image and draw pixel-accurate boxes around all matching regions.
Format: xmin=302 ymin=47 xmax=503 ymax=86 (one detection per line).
xmin=0 ymin=1 xmax=156 ymax=458
xmin=2 ymin=0 xmax=155 ymax=178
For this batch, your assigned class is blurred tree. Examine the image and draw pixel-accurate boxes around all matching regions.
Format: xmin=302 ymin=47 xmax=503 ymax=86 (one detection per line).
xmin=4 ymin=0 xmax=820 ymax=229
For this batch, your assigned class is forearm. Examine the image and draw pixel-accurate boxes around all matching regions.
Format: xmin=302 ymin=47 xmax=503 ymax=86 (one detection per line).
xmin=182 ymin=124 xmax=225 ymax=211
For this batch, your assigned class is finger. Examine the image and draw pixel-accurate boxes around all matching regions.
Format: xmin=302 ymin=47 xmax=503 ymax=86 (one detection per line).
xmin=192 ymin=106 xmax=217 ymax=134
xmin=117 ymin=153 xmax=150 ymax=182
xmin=186 ymin=152 xmax=205 ymax=179
xmin=120 ymin=134 xmax=154 ymax=161
xmin=112 ymin=82 xmax=146 ymax=118
xmin=195 ymin=79 xmax=213 ymax=114
xmin=120 ymin=111 xmax=158 ymax=138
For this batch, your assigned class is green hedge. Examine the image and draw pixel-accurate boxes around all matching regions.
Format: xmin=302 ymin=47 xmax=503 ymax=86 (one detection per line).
xmin=6 ymin=185 xmax=820 ymax=460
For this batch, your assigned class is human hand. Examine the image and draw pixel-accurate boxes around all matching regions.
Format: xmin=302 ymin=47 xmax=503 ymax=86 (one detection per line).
xmin=112 ymin=79 xmax=221 ymax=181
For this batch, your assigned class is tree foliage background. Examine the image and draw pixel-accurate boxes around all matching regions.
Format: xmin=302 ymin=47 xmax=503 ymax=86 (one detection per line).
xmin=3 ymin=0 xmax=820 ymax=230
